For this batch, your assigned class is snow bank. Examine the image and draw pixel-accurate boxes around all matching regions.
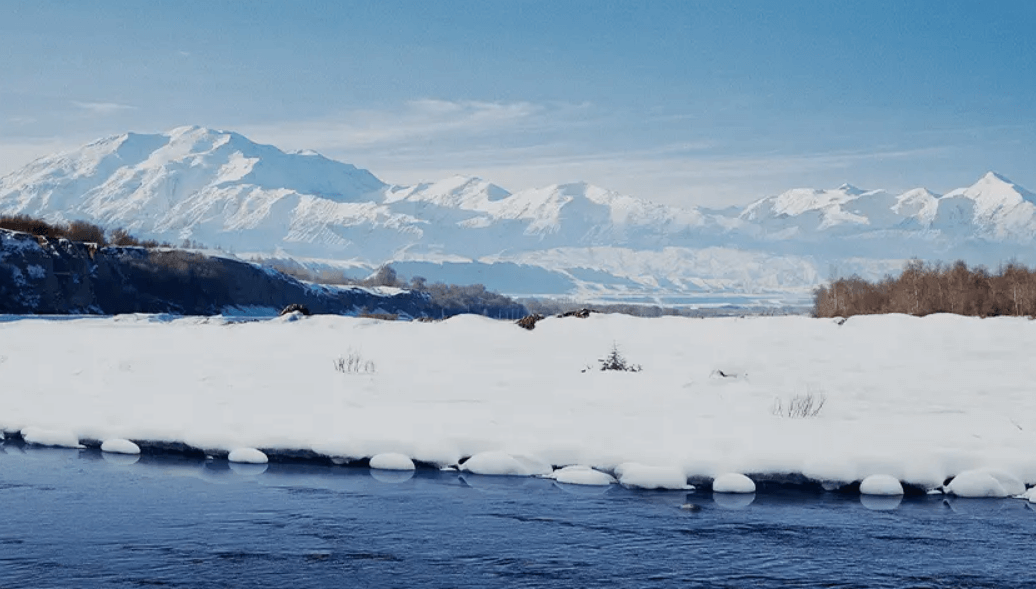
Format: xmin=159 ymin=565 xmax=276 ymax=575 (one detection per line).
xmin=946 ymin=471 xmax=1008 ymax=498
xmin=369 ymin=452 xmax=415 ymax=471
xmin=2 ymin=314 xmax=1036 ymax=495
xmin=615 ymin=463 xmax=691 ymax=490
xmin=859 ymin=474 xmax=903 ymax=496
xmin=712 ymin=473 xmax=755 ymax=493
xmin=100 ymin=438 xmax=141 ymax=455
xmin=21 ymin=427 xmax=81 ymax=449
xmin=228 ymin=448 xmax=268 ymax=464
xmin=460 ymin=452 xmax=551 ymax=476
xmin=547 ymin=465 xmax=616 ymax=486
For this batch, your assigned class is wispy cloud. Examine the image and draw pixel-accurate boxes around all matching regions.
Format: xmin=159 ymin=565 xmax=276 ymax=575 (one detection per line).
xmin=71 ymin=101 xmax=137 ymax=116
xmin=365 ymin=143 xmax=955 ymax=207
xmin=240 ymin=99 xmax=593 ymax=152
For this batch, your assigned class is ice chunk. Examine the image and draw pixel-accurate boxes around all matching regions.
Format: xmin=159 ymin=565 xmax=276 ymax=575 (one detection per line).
xmin=614 ymin=463 xmax=690 ymax=490
xmin=101 ymin=438 xmax=141 ymax=455
xmin=21 ymin=427 xmax=82 ymax=449
xmin=369 ymin=452 xmax=415 ymax=471
xmin=945 ymin=470 xmax=1008 ymax=498
xmin=548 ymin=465 xmax=616 ymax=486
xmin=228 ymin=447 xmax=268 ymax=464
xmin=859 ymin=474 xmax=904 ymax=496
xmin=712 ymin=473 xmax=756 ymax=494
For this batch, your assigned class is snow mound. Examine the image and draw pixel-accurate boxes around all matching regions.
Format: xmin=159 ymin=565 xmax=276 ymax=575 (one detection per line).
xmin=21 ymin=427 xmax=82 ymax=448
xmin=615 ymin=463 xmax=691 ymax=490
xmin=712 ymin=473 xmax=756 ymax=493
xmin=978 ymin=469 xmax=1026 ymax=496
xmin=859 ymin=474 xmax=904 ymax=496
xmin=945 ymin=470 xmax=1010 ymax=498
xmin=548 ymin=465 xmax=616 ymax=486
xmin=227 ymin=448 xmax=268 ymax=464
xmin=369 ymin=452 xmax=415 ymax=471
xmin=1021 ymin=487 xmax=1036 ymax=503
xmin=100 ymin=438 xmax=141 ymax=455
xmin=460 ymin=451 xmax=551 ymax=476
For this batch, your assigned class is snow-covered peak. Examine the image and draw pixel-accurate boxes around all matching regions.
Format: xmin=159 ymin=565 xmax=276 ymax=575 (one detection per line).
xmin=384 ymin=174 xmax=510 ymax=209
xmin=893 ymin=187 xmax=940 ymax=223
xmin=837 ymin=183 xmax=866 ymax=195
xmin=739 ymin=184 xmax=876 ymax=230
xmin=943 ymin=172 xmax=1036 ymax=216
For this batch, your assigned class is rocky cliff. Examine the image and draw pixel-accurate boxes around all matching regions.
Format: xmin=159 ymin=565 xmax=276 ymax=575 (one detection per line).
xmin=0 ymin=228 xmax=437 ymax=317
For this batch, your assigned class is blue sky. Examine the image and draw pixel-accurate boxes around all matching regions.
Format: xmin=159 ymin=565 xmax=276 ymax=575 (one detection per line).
xmin=1 ymin=0 xmax=1034 ymax=206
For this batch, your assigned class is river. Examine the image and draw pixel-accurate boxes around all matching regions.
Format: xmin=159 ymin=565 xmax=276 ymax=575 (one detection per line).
xmin=1 ymin=442 xmax=1033 ymax=588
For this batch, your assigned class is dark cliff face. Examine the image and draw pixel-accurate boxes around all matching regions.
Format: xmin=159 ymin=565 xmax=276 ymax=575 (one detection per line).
xmin=0 ymin=229 xmax=433 ymax=317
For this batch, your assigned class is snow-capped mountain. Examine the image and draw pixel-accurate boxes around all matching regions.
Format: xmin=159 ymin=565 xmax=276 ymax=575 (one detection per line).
xmin=2 ymin=126 xmax=1034 ymax=305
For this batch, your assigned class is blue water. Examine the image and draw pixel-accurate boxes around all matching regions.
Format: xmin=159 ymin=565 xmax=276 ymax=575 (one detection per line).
xmin=1 ymin=442 xmax=1034 ymax=588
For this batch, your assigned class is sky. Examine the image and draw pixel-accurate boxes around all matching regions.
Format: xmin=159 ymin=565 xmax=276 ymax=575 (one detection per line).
xmin=1 ymin=0 xmax=1034 ymax=208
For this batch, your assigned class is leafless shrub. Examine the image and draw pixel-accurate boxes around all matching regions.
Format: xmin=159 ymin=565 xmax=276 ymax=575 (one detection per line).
xmin=517 ymin=313 xmax=544 ymax=330
xmin=772 ymin=390 xmax=826 ymax=418
xmin=814 ymin=259 xmax=1036 ymax=318
xmin=333 ymin=349 xmax=376 ymax=374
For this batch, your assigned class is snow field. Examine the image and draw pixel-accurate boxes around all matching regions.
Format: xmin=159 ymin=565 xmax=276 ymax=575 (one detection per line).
xmin=2 ymin=313 xmax=1036 ymax=499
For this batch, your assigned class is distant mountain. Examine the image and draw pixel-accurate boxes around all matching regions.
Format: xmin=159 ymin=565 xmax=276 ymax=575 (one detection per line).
xmin=2 ymin=126 xmax=1034 ymax=305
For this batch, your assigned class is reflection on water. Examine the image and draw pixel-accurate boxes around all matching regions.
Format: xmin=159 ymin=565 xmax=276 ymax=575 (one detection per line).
xmin=860 ymin=494 xmax=903 ymax=511
xmin=713 ymin=491 xmax=755 ymax=509
xmin=1 ymin=441 xmax=1033 ymax=589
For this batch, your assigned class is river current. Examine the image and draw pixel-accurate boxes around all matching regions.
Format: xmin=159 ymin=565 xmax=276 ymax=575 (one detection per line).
xmin=1 ymin=442 xmax=1033 ymax=588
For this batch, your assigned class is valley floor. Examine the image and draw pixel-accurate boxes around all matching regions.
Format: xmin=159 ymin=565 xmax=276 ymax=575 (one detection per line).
xmin=2 ymin=312 xmax=1034 ymax=498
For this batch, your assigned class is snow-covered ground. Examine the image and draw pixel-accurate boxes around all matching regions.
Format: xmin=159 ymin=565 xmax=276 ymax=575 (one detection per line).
xmin=2 ymin=312 xmax=1035 ymax=497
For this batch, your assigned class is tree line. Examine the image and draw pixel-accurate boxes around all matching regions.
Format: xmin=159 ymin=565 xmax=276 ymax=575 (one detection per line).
xmin=813 ymin=260 xmax=1036 ymax=318
xmin=0 ymin=214 xmax=170 ymax=248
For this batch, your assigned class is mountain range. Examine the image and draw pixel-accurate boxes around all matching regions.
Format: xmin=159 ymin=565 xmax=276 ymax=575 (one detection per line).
xmin=3 ymin=126 xmax=1035 ymax=305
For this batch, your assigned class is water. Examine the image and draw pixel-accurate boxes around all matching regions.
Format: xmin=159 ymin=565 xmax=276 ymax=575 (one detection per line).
xmin=2 ymin=443 xmax=1034 ymax=588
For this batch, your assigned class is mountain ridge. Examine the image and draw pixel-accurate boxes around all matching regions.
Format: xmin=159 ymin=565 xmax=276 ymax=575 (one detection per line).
xmin=2 ymin=126 xmax=1034 ymax=304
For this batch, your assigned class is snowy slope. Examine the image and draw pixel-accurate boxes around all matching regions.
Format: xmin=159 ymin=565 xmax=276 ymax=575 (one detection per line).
xmin=2 ymin=127 xmax=1035 ymax=301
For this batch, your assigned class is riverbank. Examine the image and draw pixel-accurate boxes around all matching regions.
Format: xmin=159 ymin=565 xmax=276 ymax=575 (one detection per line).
xmin=2 ymin=312 xmax=1035 ymax=495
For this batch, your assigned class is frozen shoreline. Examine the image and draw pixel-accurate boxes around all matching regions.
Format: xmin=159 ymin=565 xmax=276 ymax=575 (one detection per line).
xmin=2 ymin=312 xmax=1035 ymax=497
